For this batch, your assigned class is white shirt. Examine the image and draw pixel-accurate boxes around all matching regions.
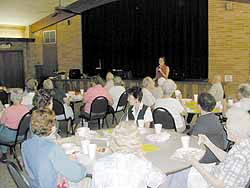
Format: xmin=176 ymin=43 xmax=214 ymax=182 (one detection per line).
xmin=21 ymin=92 xmax=35 ymax=109
xmin=155 ymin=98 xmax=185 ymax=132
xmin=92 ymin=153 xmax=166 ymax=188
xmin=231 ymin=98 xmax=250 ymax=111
xmin=108 ymin=86 xmax=126 ymax=111
xmin=208 ymin=83 xmax=224 ymax=102
xmin=126 ymin=102 xmax=153 ymax=123
xmin=142 ymin=88 xmax=156 ymax=107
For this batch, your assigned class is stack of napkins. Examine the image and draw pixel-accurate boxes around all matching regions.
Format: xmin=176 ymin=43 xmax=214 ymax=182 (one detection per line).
xmin=146 ymin=132 xmax=170 ymax=142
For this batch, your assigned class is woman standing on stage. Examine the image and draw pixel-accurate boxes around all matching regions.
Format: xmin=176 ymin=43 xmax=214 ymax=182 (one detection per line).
xmin=155 ymin=57 xmax=170 ymax=80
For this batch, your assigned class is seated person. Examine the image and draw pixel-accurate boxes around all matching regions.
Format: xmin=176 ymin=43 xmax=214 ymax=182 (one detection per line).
xmin=0 ymin=89 xmax=29 ymax=162
xmin=162 ymin=107 xmax=250 ymax=188
xmin=22 ymin=78 xmax=38 ymax=109
xmin=208 ymin=74 xmax=224 ymax=103
xmin=155 ymin=79 xmax=186 ymax=132
xmin=43 ymin=78 xmax=74 ymax=120
xmin=126 ymin=86 xmax=153 ymax=128
xmin=22 ymin=107 xmax=86 ymax=188
xmin=189 ymin=92 xmax=225 ymax=163
xmin=84 ymin=76 xmax=113 ymax=113
xmin=92 ymin=121 xmax=166 ymax=188
xmin=142 ymin=77 xmax=156 ymax=108
xmin=231 ymin=83 xmax=250 ymax=111
xmin=108 ymin=76 xmax=126 ymax=111
xmin=104 ymin=72 xmax=114 ymax=90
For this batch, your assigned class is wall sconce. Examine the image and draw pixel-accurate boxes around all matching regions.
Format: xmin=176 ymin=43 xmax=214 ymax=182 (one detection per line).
xmin=0 ymin=42 xmax=12 ymax=48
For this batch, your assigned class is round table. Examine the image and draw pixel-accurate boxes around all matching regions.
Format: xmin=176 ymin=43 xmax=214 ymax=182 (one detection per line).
xmin=57 ymin=128 xmax=204 ymax=175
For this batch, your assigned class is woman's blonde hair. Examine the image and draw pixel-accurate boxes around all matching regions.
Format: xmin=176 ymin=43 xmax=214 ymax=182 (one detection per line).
xmin=43 ymin=79 xmax=54 ymax=90
xmin=10 ymin=88 xmax=23 ymax=103
xmin=32 ymin=107 xmax=56 ymax=136
xmin=142 ymin=77 xmax=154 ymax=88
xmin=110 ymin=121 xmax=143 ymax=156
xmin=26 ymin=78 xmax=38 ymax=91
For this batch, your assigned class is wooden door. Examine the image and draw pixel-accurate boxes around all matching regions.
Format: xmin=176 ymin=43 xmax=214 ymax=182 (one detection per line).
xmin=43 ymin=44 xmax=58 ymax=77
xmin=0 ymin=51 xmax=24 ymax=88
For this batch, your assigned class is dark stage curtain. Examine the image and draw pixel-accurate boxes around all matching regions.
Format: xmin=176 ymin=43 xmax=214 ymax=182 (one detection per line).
xmin=82 ymin=0 xmax=208 ymax=79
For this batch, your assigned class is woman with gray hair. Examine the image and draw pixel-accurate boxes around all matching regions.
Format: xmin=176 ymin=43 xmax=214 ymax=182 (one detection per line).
xmin=108 ymin=76 xmax=126 ymax=111
xmin=163 ymin=107 xmax=250 ymax=188
xmin=0 ymin=88 xmax=29 ymax=162
xmin=92 ymin=121 xmax=166 ymax=188
xmin=155 ymin=79 xmax=186 ymax=132
xmin=231 ymin=83 xmax=250 ymax=111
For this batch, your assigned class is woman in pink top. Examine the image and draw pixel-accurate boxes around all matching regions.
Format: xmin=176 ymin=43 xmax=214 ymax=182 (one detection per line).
xmin=0 ymin=89 xmax=29 ymax=163
xmin=84 ymin=76 xmax=113 ymax=113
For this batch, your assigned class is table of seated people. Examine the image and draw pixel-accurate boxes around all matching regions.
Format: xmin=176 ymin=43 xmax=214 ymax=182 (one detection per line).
xmin=56 ymin=128 xmax=205 ymax=177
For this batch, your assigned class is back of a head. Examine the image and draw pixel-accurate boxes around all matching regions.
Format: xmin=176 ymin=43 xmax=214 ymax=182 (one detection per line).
xmin=238 ymin=83 xmax=250 ymax=98
xmin=127 ymin=86 xmax=143 ymax=102
xmin=114 ymin=76 xmax=124 ymax=86
xmin=106 ymin=72 xmax=114 ymax=81
xmin=10 ymin=88 xmax=23 ymax=104
xmin=33 ymin=89 xmax=52 ymax=109
xmin=212 ymin=75 xmax=222 ymax=84
xmin=142 ymin=77 xmax=154 ymax=88
xmin=162 ymin=79 xmax=176 ymax=97
xmin=43 ymin=79 xmax=54 ymax=90
xmin=31 ymin=107 xmax=56 ymax=137
xmin=198 ymin=92 xmax=216 ymax=112
xmin=226 ymin=107 xmax=250 ymax=139
xmin=26 ymin=78 xmax=38 ymax=92
xmin=110 ymin=121 xmax=143 ymax=156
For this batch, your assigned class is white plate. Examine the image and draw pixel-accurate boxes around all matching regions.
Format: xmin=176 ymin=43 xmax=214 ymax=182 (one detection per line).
xmin=65 ymin=146 xmax=81 ymax=155
xmin=171 ymin=147 xmax=204 ymax=161
xmin=146 ymin=132 xmax=170 ymax=142
xmin=61 ymin=143 xmax=76 ymax=150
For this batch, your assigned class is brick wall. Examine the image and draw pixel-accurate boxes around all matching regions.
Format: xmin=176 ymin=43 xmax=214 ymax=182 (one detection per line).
xmin=28 ymin=15 xmax=82 ymax=78
xmin=209 ymin=0 xmax=250 ymax=97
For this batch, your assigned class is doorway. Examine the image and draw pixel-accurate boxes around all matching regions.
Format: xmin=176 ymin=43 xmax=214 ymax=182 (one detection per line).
xmin=0 ymin=50 xmax=24 ymax=88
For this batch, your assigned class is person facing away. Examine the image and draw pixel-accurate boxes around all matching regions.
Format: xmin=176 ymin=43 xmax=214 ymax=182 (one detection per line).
xmin=22 ymin=107 xmax=86 ymax=188
xmin=208 ymin=74 xmax=224 ymax=103
xmin=154 ymin=79 xmax=186 ymax=132
xmin=126 ymin=86 xmax=153 ymax=128
xmin=0 ymin=88 xmax=29 ymax=163
xmin=155 ymin=57 xmax=170 ymax=80
xmin=92 ymin=121 xmax=166 ymax=188
xmin=189 ymin=92 xmax=225 ymax=163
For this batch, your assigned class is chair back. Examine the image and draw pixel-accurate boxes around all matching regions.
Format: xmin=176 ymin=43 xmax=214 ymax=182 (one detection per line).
xmin=15 ymin=112 xmax=31 ymax=143
xmin=7 ymin=161 xmax=30 ymax=188
xmin=0 ymin=90 xmax=9 ymax=105
xmin=115 ymin=91 xmax=128 ymax=112
xmin=52 ymin=98 xmax=66 ymax=118
xmin=90 ymin=96 xmax=108 ymax=119
xmin=153 ymin=107 xmax=176 ymax=131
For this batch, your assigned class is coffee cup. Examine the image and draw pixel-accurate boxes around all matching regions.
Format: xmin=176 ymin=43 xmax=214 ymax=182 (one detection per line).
xmin=228 ymin=99 xmax=233 ymax=107
xmin=88 ymin=144 xmax=97 ymax=159
xmin=81 ymin=140 xmax=90 ymax=155
xmin=80 ymin=89 xmax=84 ymax=95
xmin=193 ymin=94 xmax=198 ymax=102
xmin=154 ymin=124 xmax=162 ymax=134
xmin=181 ymin=136 xmax=190 ymax=149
